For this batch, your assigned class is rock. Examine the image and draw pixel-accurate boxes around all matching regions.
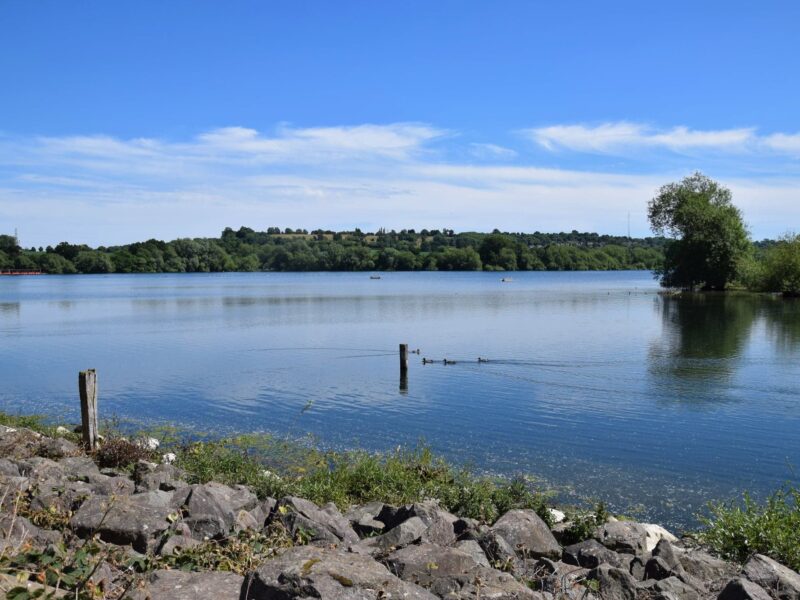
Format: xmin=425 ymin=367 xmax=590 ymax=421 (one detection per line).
xmin=58 ymin=455 xmax=107 ymax=485
xmin=0 ymin=514 xmax=61 ymax=553
xmin=345 ymin=501 xmax=387 ymax=536
xmin=351 ymin=515 xmax=429 ymax=555
xmin=162 ymin=452 xmax=177 ymax=464
xmin=679 ymin=549 xmax=733 ymax=582
xmin=0 ymin=426 xmax=43 ymax=459
xmin=128 ymin=569 xmax=244 ymax=600
xmin=133 ymin=460 xmax=187 ymax=492
xmin=454 ymin=539 xmax=491 ymax=568
xmin=137 ymin=437 xmax=160 ymax=451
xmin=15 ymin=456 xmax=66 ymax=482
xmin=70 ymin=490 xmax=176 ymax=553
xmin=235 ymin=508 xmax=259 ymax=531
xmin=548 ymin=508 xmax=566 ymax=524
xmin=0 ymin=573 xmax=67 ymax=598
xmin=743 ymin=554 xmax=800 ymax=600
xmin=594 ymin=521 xmax=648 ymax=555
xmin=525 ymin=559 xmax=588 ymax=597
xmin=157 ymin=532 xmax=202 ymax=556
xmin=563 ymin=538 xmax=627 ymax=569
xmin=645 ymin=556 xmax=674 ymax=581
xmin=718 ymin=578 xmax=774 ymax=600
xmin=477 ymin=529 xmax=519 ymax=569
xmin=174 ymin=482 xmax=258 ymax=540
xmin=649 ymin=576 xmax=701 ymax=600
xmin=246 ymin=545 xmax=437 ymax=600
xmin=641 ymin=523 xmax=679 ymax=553
xmin=37 ymin=436 xmax=81 ymax=459
xmin=55 ymin=426 xmax=70 ymax=435
xmin=587 ymin=565 xmax=638 ymax=600
xmin=385 ymin=542 xmax=537 ymax=599
xmin=0 ymin=458 xmax=20 ymax=476
xmin=628 ymin=556 xmax=645 ymax=581
xmin=272 ymin=496 xmax=359 ymax=546
xmin=491 ymin=509 xmax=561 ymax=560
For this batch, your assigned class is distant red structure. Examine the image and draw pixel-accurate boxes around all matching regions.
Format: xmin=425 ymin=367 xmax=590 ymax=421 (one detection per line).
xmin=0 ymin=269 xmax=43 ymax=276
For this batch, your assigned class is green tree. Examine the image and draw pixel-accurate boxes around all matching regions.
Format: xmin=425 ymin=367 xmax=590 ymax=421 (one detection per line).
xmin=755 ymin=234 xmax=800 ymax=296
xmin=648 ymin=172 xmax=751 ymax=290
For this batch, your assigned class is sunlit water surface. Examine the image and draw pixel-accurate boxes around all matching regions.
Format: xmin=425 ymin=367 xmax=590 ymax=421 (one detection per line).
xmin=1 ymin=271 xmax=799 ymax=530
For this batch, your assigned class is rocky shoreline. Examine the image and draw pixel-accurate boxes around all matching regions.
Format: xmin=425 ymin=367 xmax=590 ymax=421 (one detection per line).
xmin=1 ymin=424 xmax=798 ymax=600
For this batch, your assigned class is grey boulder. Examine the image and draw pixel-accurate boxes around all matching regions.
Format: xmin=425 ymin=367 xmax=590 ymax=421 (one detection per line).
xmin=490 ymin=509 xmax=561 ymax=560
xmin=246 ymin=545 xmax=437 ymax=600
xmin=743 ymin=554 xmax=800 ymax=600
xmin=718 ymin=578 xmax=773 ymax=600
xmin=128 ymin=569 xmax=244 ymax=600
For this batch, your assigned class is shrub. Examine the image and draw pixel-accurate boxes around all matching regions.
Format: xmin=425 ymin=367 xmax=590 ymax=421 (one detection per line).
xmin=94 ymin=437 xmax=157 ymax=469
xmin=698 ymin=486 xmax=800 ymax=571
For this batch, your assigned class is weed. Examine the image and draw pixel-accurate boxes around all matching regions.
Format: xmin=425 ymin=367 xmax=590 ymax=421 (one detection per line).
xmin=697 ymin=486 xmax=800 ymax=571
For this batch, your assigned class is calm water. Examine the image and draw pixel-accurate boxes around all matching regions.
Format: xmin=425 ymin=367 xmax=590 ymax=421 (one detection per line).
xmin=1 ymin=271 xmax=799 ymax=530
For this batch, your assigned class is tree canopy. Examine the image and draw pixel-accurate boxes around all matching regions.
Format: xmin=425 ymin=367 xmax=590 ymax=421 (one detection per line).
xmin=0 ymin=228 xmax=666 ymax=274
xmin=648 ymin=172 xmax=751 ymax=290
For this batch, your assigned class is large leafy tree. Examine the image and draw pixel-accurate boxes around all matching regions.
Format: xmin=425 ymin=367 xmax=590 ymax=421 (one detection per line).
xmin=648 ymin=172 xmax=751 ymax=290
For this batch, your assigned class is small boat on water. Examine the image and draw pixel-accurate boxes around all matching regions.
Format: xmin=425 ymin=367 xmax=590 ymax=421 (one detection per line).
xmin=369 ymin=275 xmax=381 ymax=280
xmin=501 ymin=277 xmax=513 ymax=283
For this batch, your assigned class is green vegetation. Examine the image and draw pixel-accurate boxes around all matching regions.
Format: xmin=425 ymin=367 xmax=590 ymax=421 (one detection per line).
xmin=648 ymin=172 xmax=751 ymax=291
xmin=698 ymin=486 xmax=800 ymax=571
xmin=1 ymin=229 xmax=665 ymax=274
xmin=744 ymin=234 xmax=800 ymax=297
xmin=175 ymin=437 xmax=551 ymax=525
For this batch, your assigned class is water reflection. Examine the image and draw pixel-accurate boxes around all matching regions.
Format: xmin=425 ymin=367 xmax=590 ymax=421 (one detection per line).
xmin=761 ymin=297 xmax=800 ymax=353
xmin=650 ymin=293 xmax=759 ymax=383
xmin=0 ymin=302 xmax=20 ymax=315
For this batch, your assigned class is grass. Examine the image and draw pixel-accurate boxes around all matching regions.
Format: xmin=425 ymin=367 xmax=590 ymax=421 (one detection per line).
xmin=697 ymin=485 xmax=800 ymax=571
xmin=175 ymin=436 xmax=552 ymax=525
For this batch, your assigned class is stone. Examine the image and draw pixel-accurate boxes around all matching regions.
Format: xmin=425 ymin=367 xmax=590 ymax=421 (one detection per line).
xmin=246 ymin=545 xmax=437 ymax=600
xmin=491 ymin=509 xmax=561 ymax=560
xmin=644 ymin=556 xmax=674 ymax=581
xmin=0 ymin=458 xmax=20 ymax=476
xmin=272 ymin=496 xmax=358 ymax=545
xmin=650 ymin=576 xmax=701 ymax=600
xmin=173 ymin=482 xmax=259 ymax=540
xmin=15 ymin=456 xmax=65 ymax=482
xmin=0 ymin=426 xmax=43 ymax=459
xmin=351 ymin=515 xmax=428 ymax=555
xmin=385 ymin=542 xmax=537 ymax=599
xmin=743 ymin=554 xmax=800 ymax=600
xmin=594 ymin=521 xmax=648 ymax=555
xmin=641 ymin=523 xmax=679 ymax=553
xmin=477 ymin=529 xmax=519 ymax=568
xmin=37 ymin=436 xmax=81 ymax=459
xmin=345 ymin=500 xmax=387 ymax=536
xmin=454 ymin=539 xmax=491 ymax=568
xmin=548 ymin=508 xmax=566 ymax=524
xmin=0 ymin=514 xmax=61 ymax=553
xmin=133 ymin=460 xmax=187 ymax=492
xmin=128 ymin=569 xmax=244 ymax=600
xmin=70 ymin=490 xmax=176 ymax=553
xmin=157 ymin=533 xmax=202 ymax=556
xmin=524 ymin=559 xmax=588 ymax=597
xmin=586 ymin=565 xmax=638 ymax=600
xmin=718 ymin=578 xmax=774 ymax=600
xmin=563 ymin=538 xmax=627 ymax=569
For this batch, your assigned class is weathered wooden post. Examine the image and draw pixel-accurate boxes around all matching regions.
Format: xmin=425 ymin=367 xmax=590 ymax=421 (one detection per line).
xmin=79 ymin=369 xmax=99 ymax=450
xmin=399 ymin=344 xmax=408 ymax=377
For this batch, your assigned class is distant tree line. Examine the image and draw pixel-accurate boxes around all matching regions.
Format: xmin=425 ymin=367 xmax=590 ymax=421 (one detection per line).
xmin=0 ymin=228 xmax=666 ymax=274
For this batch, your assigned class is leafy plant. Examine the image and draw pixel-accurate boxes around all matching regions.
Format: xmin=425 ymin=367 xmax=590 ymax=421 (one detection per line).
xmin=698 ymin=486 xmax=800 ymax=571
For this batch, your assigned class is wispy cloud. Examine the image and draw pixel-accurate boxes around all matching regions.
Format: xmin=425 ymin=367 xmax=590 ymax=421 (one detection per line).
xmin=1 ymin=122 xmax=799 ymax=247
xmin=526 ymin=122 xmax=757 ymax=154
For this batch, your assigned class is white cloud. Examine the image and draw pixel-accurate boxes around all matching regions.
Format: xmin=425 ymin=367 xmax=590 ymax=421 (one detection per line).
xmin=526 ymin=122 xmax=756 ymax=154
xmin=468 ymin=143 xmax=517 ymax=159
xmin=1 ymin=122 xmax=799 ymax=247
xmin=762 ymin=132 xmax=800 ymax=154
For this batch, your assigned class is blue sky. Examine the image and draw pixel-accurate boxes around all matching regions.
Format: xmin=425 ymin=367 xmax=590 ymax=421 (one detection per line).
xmin=1 ymin=1 xmax=799 ymax=246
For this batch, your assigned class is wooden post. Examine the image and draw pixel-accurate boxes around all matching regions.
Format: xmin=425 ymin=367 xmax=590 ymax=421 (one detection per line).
xmin=399 ymin=343 xmax=409 ymax=377
xmin=79 ymin=369 xmax=99 ymax=451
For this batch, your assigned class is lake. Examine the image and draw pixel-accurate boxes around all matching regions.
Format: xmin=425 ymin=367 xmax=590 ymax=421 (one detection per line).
xmin=1 ymin=271 xmax=798 ymax=530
